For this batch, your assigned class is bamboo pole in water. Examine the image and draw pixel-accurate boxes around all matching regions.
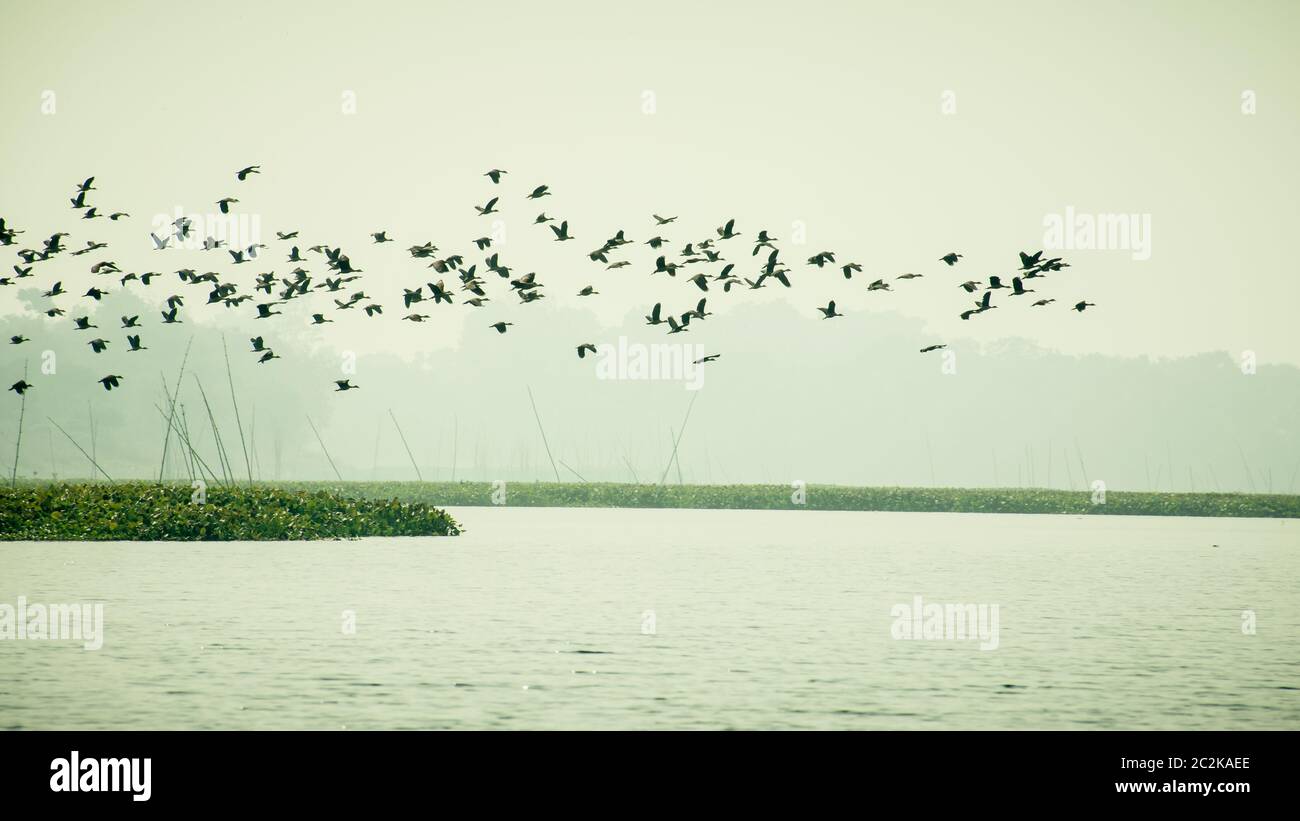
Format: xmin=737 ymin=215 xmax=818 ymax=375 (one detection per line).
xmin=389 ymin=409 xmax=423 ymax=481
xmin=526 ymin=386 xmax=561 ymax=481
xmin=1074 ymin=439 xmax=1090 ymax=490
xmin=48 ymin=417 xmax=113 ymax=483
xmin=307 ymin=416 xmax=343 ymax=481
xmin=558 ymin=460 xmax=588 ymax=483
xmin=11 ymin=362 xmax=27 ymax=487
xmin=223 ymin=336 xmax=253 ymax=485
xmin=660 ymin=392 xmax=699 ymax=485
xmin=1235 ymin=442 xmax=1255 ymax=493
xmin=193 ymin=375 xmax=232 ymax=486
xmin=158 ymin=338 xmax=194 ymax=483
xmin=178 ymin=405 xmax=195 ymax=482
xmin=157 ymin=404 xmax=220 ymax=486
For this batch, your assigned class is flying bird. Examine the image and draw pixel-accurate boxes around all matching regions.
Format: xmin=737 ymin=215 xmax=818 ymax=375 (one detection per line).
xmin=817 ymin=300 xmax=842 ymax=319
xmin=1010 ymin=277 xmax=1035 ymax=296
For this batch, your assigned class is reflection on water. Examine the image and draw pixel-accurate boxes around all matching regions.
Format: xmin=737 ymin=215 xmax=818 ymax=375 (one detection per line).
xmin=1 ymin=507 xmax=1297 ymax=729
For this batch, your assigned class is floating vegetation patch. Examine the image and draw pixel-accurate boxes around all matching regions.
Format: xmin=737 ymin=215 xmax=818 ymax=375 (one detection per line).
xmin=0 ymin=482 xmax=461 ymax=541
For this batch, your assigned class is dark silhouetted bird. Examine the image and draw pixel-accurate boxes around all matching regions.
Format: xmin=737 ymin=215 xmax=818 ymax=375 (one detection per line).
xmin=818 ymin=300 xmax=842 ymax=319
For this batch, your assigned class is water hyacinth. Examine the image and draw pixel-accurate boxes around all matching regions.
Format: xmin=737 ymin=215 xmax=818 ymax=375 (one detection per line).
xmin=0 ymin=483 xmax=461 ymax=541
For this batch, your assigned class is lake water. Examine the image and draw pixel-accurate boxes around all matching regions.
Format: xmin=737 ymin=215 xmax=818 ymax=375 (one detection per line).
xmin=1 ymin=508 xmax=1297 ymax=729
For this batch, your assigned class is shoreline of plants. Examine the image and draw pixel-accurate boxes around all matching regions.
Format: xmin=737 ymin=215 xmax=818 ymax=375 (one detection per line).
xmin=0 ymin=482 xmax=461 ymax=541
xmin=3 ymin=481 xmax=1297 ymax=542
xmin=276 ymin=480 xmax=1300 ymax=519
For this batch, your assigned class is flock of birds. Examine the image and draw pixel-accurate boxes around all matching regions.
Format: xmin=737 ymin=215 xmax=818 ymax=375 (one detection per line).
xmin=2 ymin=166 xmax=1095 ymax=399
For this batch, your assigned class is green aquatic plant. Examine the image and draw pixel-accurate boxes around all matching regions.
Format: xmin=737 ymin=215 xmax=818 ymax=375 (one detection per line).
xmin=0 ymin=482 xmax=460 ymax=541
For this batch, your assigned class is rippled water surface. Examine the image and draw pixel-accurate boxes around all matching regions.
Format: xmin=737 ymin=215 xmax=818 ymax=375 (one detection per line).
xmin=2 ymin=508 xmax=1297 ymax=729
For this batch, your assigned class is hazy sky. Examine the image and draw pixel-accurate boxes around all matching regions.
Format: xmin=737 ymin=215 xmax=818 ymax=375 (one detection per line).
xmin=1 ymin=1 xmax=1298 ymax=487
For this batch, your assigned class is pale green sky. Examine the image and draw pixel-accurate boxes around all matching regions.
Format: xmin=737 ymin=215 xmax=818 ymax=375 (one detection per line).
xmin=3 ymin=0 xmax=1298 ymax=361
xmin=1 ymin=0 xmax=1298 ymax=487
